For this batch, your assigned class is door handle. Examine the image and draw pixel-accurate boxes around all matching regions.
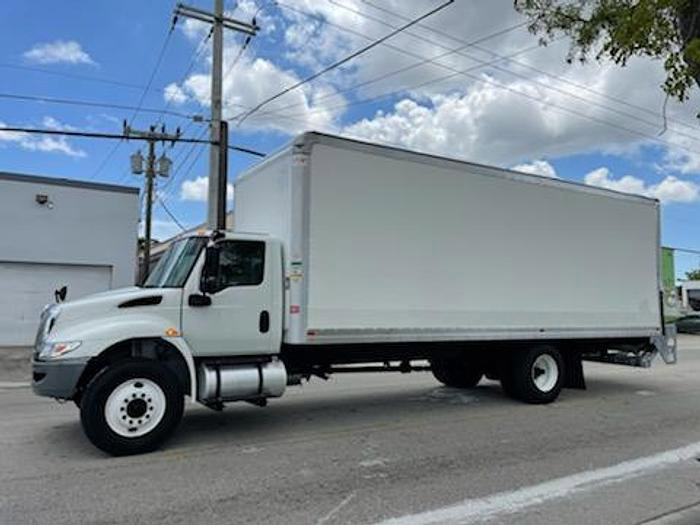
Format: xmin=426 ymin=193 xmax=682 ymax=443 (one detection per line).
xmin=259 ymin=310 xmax=270 ymax=333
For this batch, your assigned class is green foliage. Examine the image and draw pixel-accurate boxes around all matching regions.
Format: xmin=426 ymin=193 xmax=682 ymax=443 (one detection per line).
xmin=514 ymin=0 xmax=700 ymax=102
xmin=686 ymin=268 xmax=700 ymax=280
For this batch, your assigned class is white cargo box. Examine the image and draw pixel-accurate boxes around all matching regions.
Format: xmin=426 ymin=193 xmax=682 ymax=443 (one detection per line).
xmin=235 ymin=132 xmax=662 ymax=346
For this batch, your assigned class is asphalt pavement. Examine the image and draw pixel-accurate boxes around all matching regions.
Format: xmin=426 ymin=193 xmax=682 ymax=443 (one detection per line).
xmin=2 ymin=337 xmax=700 ymax=525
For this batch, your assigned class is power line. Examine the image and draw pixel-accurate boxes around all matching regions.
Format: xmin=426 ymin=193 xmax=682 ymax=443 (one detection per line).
xmin=0 ymin=126 xmax=214 ymax=144
xmin=254 ymin=8 xmax=700 ymax=158
xmin=0 ymin=62 xmax=147 ymax=91
xmin=0 ymin=92 xmax=196 ymax=120
xmin=253 ymin=1 xmax=528 ymax=121
xmin=159 ymin=126 xmax=210 ymax=201
xmin=158 ymin=195 xmax=187 ymax=231
xmin=669 ymin=246 xmax=700 ymax=256
xmin=235 ymin=0 xmax=455 ymax=125
xmin=0 ymin=125 xmax=264 ymax=157
xmin=249 ymin=1 xmax=700 ymax=158
xmin=223 ymin=33 xmax=252 ymax=83
xmin=114 ymin=25 xmax=216 ymax=186
xmin=229 ymin=144 xmax=265 ymax=156
xmin=129 ymin=26 xmax=177 ymax=126
xmin=353 ymin=0 xmax=700 ymax=142
xmin=91 ymin=25 xmax=176 ymax=181
xmin=362 ymin=0 xmax=700 ymax=135
xmin=155 ymin=25 xmax=214 ymax=123
xmin=221 ymin=0 xmax=269 ymax=84
xmin=243 ymin=41 xmax=543 ymax=120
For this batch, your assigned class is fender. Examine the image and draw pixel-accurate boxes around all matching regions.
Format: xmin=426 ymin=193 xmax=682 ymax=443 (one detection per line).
xmin=49 ymin=313 xmax=199 ymax=401
xmin=162 ymin=335 xmax=198 ymax=400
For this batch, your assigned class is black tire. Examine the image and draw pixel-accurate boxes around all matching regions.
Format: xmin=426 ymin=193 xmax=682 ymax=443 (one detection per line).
xmin=430 ymin=357 xmax=483 ymax=388
xmin=80 ymin=359 xmax=184 ymax=456
xmin=500 ymin=346 xmax=564 ymax=404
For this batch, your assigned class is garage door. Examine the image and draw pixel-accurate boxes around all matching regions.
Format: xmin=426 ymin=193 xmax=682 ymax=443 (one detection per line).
xmin=0 ymin=262 xmax=113 ymax=346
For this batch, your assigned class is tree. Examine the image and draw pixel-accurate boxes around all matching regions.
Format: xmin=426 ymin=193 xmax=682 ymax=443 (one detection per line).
xmin=514 ymin=1 xmax=700 ymax=107
xmin=686 ymin=268 xmax=700 ymax=280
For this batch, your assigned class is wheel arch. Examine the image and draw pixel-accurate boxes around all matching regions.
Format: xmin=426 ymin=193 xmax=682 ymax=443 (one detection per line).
xmin=75 ymin=337 xmax=197 ymax=402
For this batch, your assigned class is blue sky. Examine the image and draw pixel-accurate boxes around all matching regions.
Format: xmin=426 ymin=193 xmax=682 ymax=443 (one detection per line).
xmin=1 ymin=0 xmax=699 ymax=277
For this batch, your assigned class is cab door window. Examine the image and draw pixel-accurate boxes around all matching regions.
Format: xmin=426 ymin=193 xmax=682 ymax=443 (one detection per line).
xmin=213 ymin=241 xmax=265 ymax=292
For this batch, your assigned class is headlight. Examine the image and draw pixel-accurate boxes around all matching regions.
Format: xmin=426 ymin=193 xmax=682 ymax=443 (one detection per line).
xmin=39 ymin=341 xmax=82 ymax=359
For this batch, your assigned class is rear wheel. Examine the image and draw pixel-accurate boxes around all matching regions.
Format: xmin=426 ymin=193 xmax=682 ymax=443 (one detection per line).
xmin=500 ymin=346 xmax=564 ymax=404
xmin=80 ymin=359 xmax=184 ymax=456
xmin=431 ymin=356 xmax=483 ymax=388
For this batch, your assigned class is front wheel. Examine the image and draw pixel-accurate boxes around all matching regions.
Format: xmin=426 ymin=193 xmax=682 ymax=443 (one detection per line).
xmin=500 ymin=346 xmax=564 ymax=404
xmin=80 ymin=359 xmax=184 ymax=456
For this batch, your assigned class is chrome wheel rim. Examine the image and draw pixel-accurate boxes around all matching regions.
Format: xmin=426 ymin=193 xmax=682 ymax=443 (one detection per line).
xmin=531 ymin=354 xmax=558 ymax=393
xmin=105 ymin=378 xmax=166 ymax=438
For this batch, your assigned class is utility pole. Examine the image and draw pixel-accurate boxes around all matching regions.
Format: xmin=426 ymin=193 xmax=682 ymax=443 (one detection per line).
xmin=125 ymin=123 xmax=180 ymax=282
xmin=174 ymin=2 xmax=258 ymax=230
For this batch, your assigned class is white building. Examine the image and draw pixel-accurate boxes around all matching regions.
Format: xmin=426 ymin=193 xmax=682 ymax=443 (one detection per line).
xmin=0 ymin=172 xmax=139 ymax=346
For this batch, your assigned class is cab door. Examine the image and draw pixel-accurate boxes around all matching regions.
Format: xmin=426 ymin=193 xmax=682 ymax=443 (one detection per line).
xmin=182 ymin=239 xmax=274 ymax=356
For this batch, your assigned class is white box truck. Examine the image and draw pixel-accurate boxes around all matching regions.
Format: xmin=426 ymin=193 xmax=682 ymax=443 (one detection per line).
xmin=32 ymin=132 xmax=677 ymax=455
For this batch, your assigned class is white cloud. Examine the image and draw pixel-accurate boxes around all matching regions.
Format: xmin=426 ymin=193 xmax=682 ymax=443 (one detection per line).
xmin=174 ymin=54 xmax=345 ymax=134
xmin=0 ymin=119 xmax=86 ymax=158
xmin=0 ymin=125 xmax=23 ymax=142
xmin=181 ymin=176 xmax=233 ymax=202
xmin=512 ymin=160 xmax=558 ymax=178
xmin=164 ymin=83 xmax=188 ymax=105
xmin=23 ymin=136 xmax=86 ymax=157
xmin=42 ymin=116 xmax=77 ymax=131
xmin=165 ymin=0 xmax=700 ymax=178
xmin=23 ymin=40 xmax=96 ymax=65
xmin=341 ymin=63 xmax=666 ymax=168
xmin=584 ymin=167 xmax=699 ymax=203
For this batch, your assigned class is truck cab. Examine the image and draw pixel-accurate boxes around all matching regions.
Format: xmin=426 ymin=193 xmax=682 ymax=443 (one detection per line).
xmin=32 ymin=232 xmax=286 ymax=455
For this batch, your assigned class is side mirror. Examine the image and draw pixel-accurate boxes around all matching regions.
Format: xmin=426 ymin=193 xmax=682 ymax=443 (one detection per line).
xmin=54 ymin=285 xmax=67 ymax=303
xmin=200 ymin=245 xmax=220 ymax=294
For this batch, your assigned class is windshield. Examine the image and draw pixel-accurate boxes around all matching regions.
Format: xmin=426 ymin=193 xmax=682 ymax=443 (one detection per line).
xmin=143 ymin=237 xmax=207 ymax=288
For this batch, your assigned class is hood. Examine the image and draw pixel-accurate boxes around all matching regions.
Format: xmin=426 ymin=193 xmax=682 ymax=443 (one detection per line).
xmin=52 ymin=286 xmax=181 ymax=327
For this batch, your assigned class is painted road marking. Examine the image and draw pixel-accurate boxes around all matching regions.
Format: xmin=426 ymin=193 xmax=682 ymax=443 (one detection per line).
xmin=377 ymin=441 xmax=700 ymax=525
xmin=640 ymin=502 xmax=700 ymax=524
xmin=0 ymin=382 xmax=29 ymax=389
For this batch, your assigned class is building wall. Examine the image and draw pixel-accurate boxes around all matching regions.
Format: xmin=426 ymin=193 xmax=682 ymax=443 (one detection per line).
xmin=0 ymin=174 xmax=139 ymax=288
xmin=0 ymin=173 xmax=139 ymax=345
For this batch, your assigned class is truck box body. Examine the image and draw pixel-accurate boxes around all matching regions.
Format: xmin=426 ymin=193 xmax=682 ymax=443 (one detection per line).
xmin=235 ymin=132 xmax=662 ymax=346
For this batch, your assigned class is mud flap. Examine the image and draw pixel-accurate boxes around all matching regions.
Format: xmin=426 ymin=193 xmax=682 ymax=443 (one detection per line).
xmin=563 ymin=351 xmax=586 ymax=390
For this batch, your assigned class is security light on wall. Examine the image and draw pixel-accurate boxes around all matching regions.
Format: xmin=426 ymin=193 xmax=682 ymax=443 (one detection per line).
xmin=35 ymin=194 xmax=54 ymax=209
